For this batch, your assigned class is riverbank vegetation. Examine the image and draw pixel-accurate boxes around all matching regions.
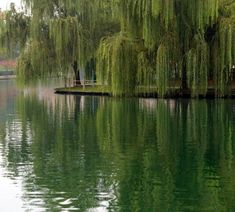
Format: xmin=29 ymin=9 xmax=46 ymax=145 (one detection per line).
xmin=0 ymin=1 xmax=235 ymax=97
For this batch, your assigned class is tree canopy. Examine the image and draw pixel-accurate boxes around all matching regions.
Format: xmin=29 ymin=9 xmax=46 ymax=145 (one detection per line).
xmin=0 ymin=0 xmax=235 ymax=97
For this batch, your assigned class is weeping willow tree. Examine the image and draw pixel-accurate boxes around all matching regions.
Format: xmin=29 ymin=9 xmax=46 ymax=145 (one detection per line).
xmin=0 ymin=3 xmax=29 ymax=58
xmin=0 ymin=0 xmax=118 ymax=83
xmin=96 ymin=0 xmax=235 ymax=97
xmin=23 ymin=0 xmax=118 ymax=83
xmin=213 ymin=13 xmax=235 ymax=96
xmin=97 ymin=35 xmax=140 ymax=96
xmin=0 ymin=0 xmax=234 ymax=97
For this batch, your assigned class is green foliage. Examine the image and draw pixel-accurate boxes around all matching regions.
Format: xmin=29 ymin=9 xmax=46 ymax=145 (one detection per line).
xmin=137 ymin=51 xmax=155 ymax=93
xmin=156 ymin=33 xmax=180 ymax=97
xmin=213 ymin=15 xmax=235 ymax=96
xmin=0 ymin=3 xmax=29 ymax=57
xmin=1 ymin=0 xmax=235 ymax=97
xmin=97 ymin=0 xmax=232 ymax=97
xmin=97 ymin=35 xmax=138 ymax=96
xmin=17 ymin=39 xmax=57 ymax=83
xmin=49 ymin=17 xmax=80 ymax=69
xmin=186 ymin=34 xmax=209 ymax=97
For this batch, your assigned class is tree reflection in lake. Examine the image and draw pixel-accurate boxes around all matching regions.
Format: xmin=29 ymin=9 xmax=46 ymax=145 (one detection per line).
xmin=0 ymin=80 xmax=235 ymax=211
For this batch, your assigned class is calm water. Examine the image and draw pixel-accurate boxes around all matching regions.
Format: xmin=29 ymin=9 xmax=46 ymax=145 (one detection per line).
xmin=0 ymin=80 xmax=235 ymax=211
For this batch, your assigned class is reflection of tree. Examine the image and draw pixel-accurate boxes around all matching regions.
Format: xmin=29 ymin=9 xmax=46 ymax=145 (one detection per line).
xmin=1 ymin=94 xmax=235 ymax=211
xmin=0 ymin=80 xmax=26 ymax=177
xmin=96 ymin=99 xmax=235 ymax=211
xmin=16 ymin=95 xmax=108 ymax=210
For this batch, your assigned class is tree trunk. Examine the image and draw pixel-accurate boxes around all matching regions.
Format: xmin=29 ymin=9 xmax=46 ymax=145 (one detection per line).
xmin=73 ymin=61 xmax=81 ymax=86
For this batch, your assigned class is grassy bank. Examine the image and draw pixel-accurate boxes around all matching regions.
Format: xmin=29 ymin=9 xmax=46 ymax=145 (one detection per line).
xmin=55 ymin=84 xmax=235 ymax=98
xmin=55 ymin=86 xmax=111 ymax=96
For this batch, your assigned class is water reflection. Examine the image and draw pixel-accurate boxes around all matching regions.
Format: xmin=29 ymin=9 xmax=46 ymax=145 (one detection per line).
xmin=0 ymin=80 xmax=235 ymax=211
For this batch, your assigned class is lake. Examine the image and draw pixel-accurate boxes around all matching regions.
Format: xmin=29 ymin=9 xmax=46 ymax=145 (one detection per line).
xmin=0 ymin=79 xmax=235 ymax=211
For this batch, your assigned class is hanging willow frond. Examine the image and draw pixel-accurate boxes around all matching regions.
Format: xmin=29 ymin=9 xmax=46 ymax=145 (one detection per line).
xmin=96 ymin=34 xmax=139 ymax=96
xmin=17 ymin=39 xmax=57 ymax=82
xmin=0 ymin=5 xmax=29 ymax=56
xmin=186 ymin=34 xmax=209 ymax=97
xmin=213 ymin=15 xmax=235 ymax=96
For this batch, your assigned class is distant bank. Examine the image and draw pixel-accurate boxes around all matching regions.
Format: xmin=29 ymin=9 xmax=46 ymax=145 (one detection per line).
xmin=0 ymin=59 xmax=17 ymax=70
xmin=0 ymin=75 xmax=16 ymax=80
xmin=0 ymin=59 xmax=16 ymax=79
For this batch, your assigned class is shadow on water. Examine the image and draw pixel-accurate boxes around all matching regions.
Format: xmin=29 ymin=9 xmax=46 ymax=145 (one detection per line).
xmin=0 ymin=79 xmax=235 ymax=211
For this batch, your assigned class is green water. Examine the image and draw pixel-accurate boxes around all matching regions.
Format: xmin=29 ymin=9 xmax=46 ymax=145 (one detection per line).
xmin=0 ymin=80 xmax=235 ymax=211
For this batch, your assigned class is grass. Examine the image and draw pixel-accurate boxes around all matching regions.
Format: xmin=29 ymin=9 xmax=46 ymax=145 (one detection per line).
xmin=55 ymin=85 xmax=181 ymax=97
xmin=55 ymin=85 xmax=111 ymax=95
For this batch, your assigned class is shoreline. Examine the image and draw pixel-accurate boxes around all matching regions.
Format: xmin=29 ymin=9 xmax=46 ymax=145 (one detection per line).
xmin=55 ymin=86 xmax=235 ymax=99
xmin=0 ymin=75 xmax=16 ymax=80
